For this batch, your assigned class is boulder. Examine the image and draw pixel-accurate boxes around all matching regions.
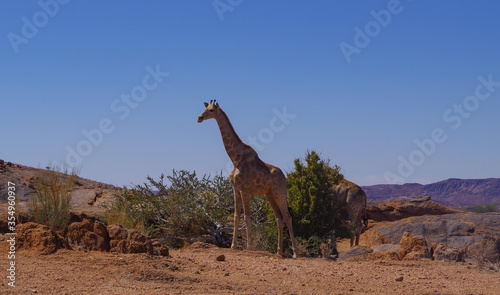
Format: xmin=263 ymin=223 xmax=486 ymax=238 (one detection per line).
xmin=398 ymin=232 xmax=430 ymax=260
xmin=366 ymin=196 xmax=461 ymax=222
xmin=107 ymin=224 xmax=154 ymax=255
xmin=337 ymin=246 xmax=373 ymax=261
xmin=432 ymin=243 xmax=465 ymax=262
xmin=16 ymin=222 xmax=69 ymax=254
xmin=66 ymin=219 xmax=110 ymax=251
xmin=361 ymin=213 xmax=500 ymax=262
xmin=152 ymin=239 xmax=170 ymax=256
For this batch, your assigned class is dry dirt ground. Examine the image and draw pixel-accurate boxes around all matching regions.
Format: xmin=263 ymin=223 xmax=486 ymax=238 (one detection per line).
xmin=1 ymin=243 xmax=499 ymax=295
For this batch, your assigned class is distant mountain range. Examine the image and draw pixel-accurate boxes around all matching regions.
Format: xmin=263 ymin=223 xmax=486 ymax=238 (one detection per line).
xmin=361 ymin=178 xmax=500 ymax=208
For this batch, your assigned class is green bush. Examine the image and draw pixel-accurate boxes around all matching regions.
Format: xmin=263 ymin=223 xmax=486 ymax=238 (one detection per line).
xmin=103 ymin=170 xmax=235 ymax=248
xmin=30 ymin=165 xmax=76 ymax=231
xmin=468 ymin=203 xmax=499 ymax=213
xmin=287 ymin=150 xmax=347 ymax=255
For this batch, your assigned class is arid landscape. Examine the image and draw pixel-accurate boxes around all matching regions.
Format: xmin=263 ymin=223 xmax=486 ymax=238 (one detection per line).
xmin=4 ymin=2 xmax=500 ymax=294
xmin=0 ymin=242 xmax=499 ymax=294
xmin=1 ymin=161 xmax=500 ymax=294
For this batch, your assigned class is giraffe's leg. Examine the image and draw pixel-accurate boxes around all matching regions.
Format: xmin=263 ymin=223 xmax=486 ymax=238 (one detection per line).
xmin=351 ymin=221 xmax=361 ymax=247
xmin=354 ymin=213 xmax=363 ymax=246
xmin=282 ymin=208 xmax=298 ymax=258
xmin=271 ymin=171 xmax=299 ymax=258
xmin=349 ymin=214 xmax=355 ymax=248
xmin=275 ymin=191 xmax=298 ymax=258
xmin=276 ymin=216 xmax=284 ymax=256
xmin=241 ymin=192 xmax=252 ymax=250
xmin=348 ymin=203 xmax=363 ymax=248
xmin=265 ymin=193 xmax=284 ymax=256
xmin=231 ymin=190 xmax=242 ymax=249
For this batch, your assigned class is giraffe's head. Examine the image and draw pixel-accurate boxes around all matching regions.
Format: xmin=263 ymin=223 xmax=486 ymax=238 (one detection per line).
xmin=197 ymin=100 xmax=220 ymax=123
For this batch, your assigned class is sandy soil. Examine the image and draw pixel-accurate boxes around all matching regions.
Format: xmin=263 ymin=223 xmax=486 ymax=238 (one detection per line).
xmin=2 ymin=244 xmax=499 ymax=295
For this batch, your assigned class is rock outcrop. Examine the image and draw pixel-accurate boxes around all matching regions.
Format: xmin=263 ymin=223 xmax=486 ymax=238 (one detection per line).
xmin=366 ymin=196 xmax=461 ymax=222
xmin=0 ymin=160 xmax=120 ymax=219
xmin=107 ymin=224 xmax=154 ymax=255
xmin=66 ymin=219 xmax=111 ymax=252
xmin=398 ymin=232 xmax=430 ymax=260
xmin=361 ymin=213 xmax=500 ymax=262
xmin=431 ymin=243 xmax=465 ymax=262
xmin=337 ymin=246 xmax=373 ymax=261
xmin=12 ymin=220 xmax=168 ymax=256
xmin=16 ymin=222 xmax=69 ymax=254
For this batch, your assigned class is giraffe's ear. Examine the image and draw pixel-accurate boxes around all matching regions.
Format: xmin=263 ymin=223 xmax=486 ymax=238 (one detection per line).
xmin=204 ymin=102 xmax=209 ymax=107
xmin=215 ymin=101 xmax=219 ymax=108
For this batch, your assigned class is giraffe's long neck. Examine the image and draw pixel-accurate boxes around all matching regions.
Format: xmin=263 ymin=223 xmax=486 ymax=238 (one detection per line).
xmin=215 ymin=109 xmax=253 ymax=165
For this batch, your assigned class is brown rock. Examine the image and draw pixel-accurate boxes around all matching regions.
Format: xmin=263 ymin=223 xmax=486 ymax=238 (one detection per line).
xmin=108 ymin=224 xmax=128 ymax=240
xmin=361 ymin=213 xmax=500 ymax=263
xmin=432 ymin=243 xmax=465 ymax=262
xmin=366 ymin=196 xmax=461 ymax=222
xmin=66 ymin=219 xmax=110 ymax=251
xmin=154 ymin=245 xmax=170 ymax=256
xmin=16 ymin=222 xmax=68 ymax=254
xmin=398 ymin=231 xmax=430 ymax=260
xmin=128 ymin=230 xmax=153 ymax=254
xmin=107 ymin=224 xmax=153 ymax=255
xmin=338 ymin=246 xmax=373 ymax=261
xmin=216 ymin=254 xmax=225 ymax=261
xmin=152 ymin=239 xmax=170 ymax=256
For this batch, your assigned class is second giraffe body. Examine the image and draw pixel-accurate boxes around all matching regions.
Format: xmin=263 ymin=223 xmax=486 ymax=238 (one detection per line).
xmin=198 ymin=100 xmax=299 ymax=258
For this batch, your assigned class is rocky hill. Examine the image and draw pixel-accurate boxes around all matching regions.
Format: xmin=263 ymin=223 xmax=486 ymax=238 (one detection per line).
xmin=0 ymin=159 xmax=120 ymax=217
xmin=362 ymin=178 xmax=500 ymax=208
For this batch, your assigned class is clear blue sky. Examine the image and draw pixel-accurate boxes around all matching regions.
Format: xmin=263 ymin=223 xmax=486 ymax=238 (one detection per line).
xmin=1 ymin=1 xmax=499 ymax=187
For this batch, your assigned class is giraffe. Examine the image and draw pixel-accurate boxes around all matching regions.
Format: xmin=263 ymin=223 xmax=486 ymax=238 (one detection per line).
xmin=332 ymin=179 xmax=367 ymax=247
xmin=197 ymin=100 xmax=299 ymax=258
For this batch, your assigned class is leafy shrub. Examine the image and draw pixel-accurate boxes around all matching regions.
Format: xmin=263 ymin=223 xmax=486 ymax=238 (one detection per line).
xmin=286 ymin=150 xmax=347 ymax=255
xmin=30 ymin=165 xmax=76 ymax=231
xmin=103 ymin=170 xmax=235 ymax=248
